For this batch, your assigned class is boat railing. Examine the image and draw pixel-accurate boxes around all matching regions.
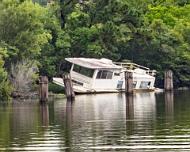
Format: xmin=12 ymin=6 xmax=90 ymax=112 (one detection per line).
xmin=114 ymin=62 xmax=156 ymax=76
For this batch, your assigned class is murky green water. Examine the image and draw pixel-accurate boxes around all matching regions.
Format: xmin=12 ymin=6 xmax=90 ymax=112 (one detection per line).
xmin=0 ymin=91 xmax=190 ymax=151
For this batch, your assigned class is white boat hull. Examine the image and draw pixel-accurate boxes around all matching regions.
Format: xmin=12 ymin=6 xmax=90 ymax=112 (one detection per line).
xmin=53 ymin=77 xmax=155 ymax=93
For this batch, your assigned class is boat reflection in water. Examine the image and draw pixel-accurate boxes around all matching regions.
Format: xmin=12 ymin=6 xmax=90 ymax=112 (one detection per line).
xmin=2 ymin=91 xmax=190 ymax=151
xmin=125 ymin=92 xmax=156 ymax=137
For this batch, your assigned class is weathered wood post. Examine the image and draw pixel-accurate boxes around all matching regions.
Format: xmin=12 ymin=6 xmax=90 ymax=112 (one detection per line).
xmin=39 ymin=76 xmax=48 ymax=102
xmin=125 ymin=71 xmax=133 ymax=94
xmin=63 ymin=74 xmax=75 ymax=101
xmin=164 ymin=70 xmax=173 ymax=91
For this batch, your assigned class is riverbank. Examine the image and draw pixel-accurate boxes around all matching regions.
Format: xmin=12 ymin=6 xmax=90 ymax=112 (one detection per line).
xmin=11 ymin=91 xmax=65 ymax=101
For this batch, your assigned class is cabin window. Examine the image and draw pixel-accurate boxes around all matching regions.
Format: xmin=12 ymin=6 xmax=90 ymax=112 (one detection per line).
xmin=117 ymin=80 xmax=123 ymax=89
xmin=133 ymin=81 xmax=137 ymax=88
xmin=73 ymin=64 xmax=94 ymax=77
xmin=96 ymin=70 xmax=113 ymax=79
xmin=107 ymin=72 xmax=113 ymax=79
xmin=114 ymin=72 xmax=120 ymax=76
xmin=140 ymin=81 xmax=151 ymax=89
xmin=101 ymin=71 xmax=107 ymax=79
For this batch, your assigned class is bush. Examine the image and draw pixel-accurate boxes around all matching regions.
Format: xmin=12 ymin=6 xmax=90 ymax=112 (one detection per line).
xmin=9 ymin=60 xmax=39 ymax=93
xmin=48 ymin=82 xmax=65 ymax=94
xmin=0 ymin=80 xmax=12 ymax=101
xmin=0 ymin=50 xmax=12 ymax=101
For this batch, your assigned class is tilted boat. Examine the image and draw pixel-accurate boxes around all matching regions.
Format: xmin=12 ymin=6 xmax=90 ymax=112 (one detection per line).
xmin=53 ymin=58 xmax=156 ymax=93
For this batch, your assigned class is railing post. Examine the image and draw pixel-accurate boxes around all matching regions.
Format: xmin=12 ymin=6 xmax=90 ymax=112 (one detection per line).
xmin=39 ymin=76 xmax=48 ymax=102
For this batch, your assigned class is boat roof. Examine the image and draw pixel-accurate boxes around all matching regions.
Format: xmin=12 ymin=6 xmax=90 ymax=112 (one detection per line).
xmin=65 ymin=58 xmax=122 ymax=69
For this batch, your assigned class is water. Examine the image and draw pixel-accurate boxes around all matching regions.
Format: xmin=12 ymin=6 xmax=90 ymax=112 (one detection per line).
xmin=0 ymin=91 xmax=190 ymax=151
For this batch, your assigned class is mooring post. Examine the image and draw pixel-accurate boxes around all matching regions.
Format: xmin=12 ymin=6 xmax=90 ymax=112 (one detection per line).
xmin=39 ymin=76 xmax=48 ymax=102
xmin=164 ymin=70 xmax=173 ymax=91
xmin=125 ymin=71 xmax=133 ymax=94
xmin=63 ymin=74 xmax=75 ymax=101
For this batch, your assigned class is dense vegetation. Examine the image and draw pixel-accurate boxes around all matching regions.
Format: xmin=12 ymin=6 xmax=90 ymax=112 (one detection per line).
xmin=0 ymin=0 xmax=190 ymax=100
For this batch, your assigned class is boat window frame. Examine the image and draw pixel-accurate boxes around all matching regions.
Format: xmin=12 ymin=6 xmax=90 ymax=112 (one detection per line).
xmin=96 ymin=70 xmax=113 ymax=79
xmin=114 ymin=72 xmax=120 ymax=76
xmin=139 ymin=81 xmax=151 ymax=89
xmin=133 ymin=81 xmax=137 ymax=89
xmin=117 ymin=80 xmax=123 ymax=89
xmin=73 ymin=64 xmax=94 ymax=78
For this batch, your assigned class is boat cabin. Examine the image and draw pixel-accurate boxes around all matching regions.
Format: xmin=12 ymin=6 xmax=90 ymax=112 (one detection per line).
xmin=60 ymin=58 xmax=155 ymax=92
xmin=66 ymin=58 xmax=123 ymax=92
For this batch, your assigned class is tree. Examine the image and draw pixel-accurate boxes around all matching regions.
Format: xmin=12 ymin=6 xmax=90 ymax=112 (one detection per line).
xmin=0 ymin=0 xmax=51 ymax=65
xmin=0 ymin=0 xmax=51 ymax=95
xmin=0 ymin=45 xmax=12 ymax=101
xmin=137 ymin=4 xmax=190 ymax=87
xmin=39 ymin=1 xmax=63 ymax=77
xmin=37 ymin=0 xmax=190 ymax=88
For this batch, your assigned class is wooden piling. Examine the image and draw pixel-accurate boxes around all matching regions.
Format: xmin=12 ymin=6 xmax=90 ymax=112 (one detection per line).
xmin=125 ymin=71 xmax=133 ymax=94
xmin=63 ymin=74 xmax=75 ymax=101
xmin=39 ymin=76 xmax=48 ymax=102
xmin=164 ymin=70 xmax=173 ymax=91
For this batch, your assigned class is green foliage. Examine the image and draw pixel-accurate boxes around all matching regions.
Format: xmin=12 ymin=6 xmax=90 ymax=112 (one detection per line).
xmin=0 ymin=0 xmax=51 ymax=65
xmin=37 ymin=0 xmax=190 ymax=88
xmin=0 ymin=47 xmax=12 ymax=101
xmin=0 ymin=0 xmax=190 ymax=100
xmin=38 ymin=1 xmax=62 ymax=77
xmin=48 ymin=82 xmax=65 ymax=94
xmin=0 ymin=0 xmax=51 ymax=98
xmin=32 ymin=0 xmax=49 ymax=5
xmin=141 ymin=4 xmax=190 ymax=87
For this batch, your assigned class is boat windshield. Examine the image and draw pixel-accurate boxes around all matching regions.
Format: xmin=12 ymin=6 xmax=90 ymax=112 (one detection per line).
xmin=73 ymin=64 xmax=94 ymax=77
